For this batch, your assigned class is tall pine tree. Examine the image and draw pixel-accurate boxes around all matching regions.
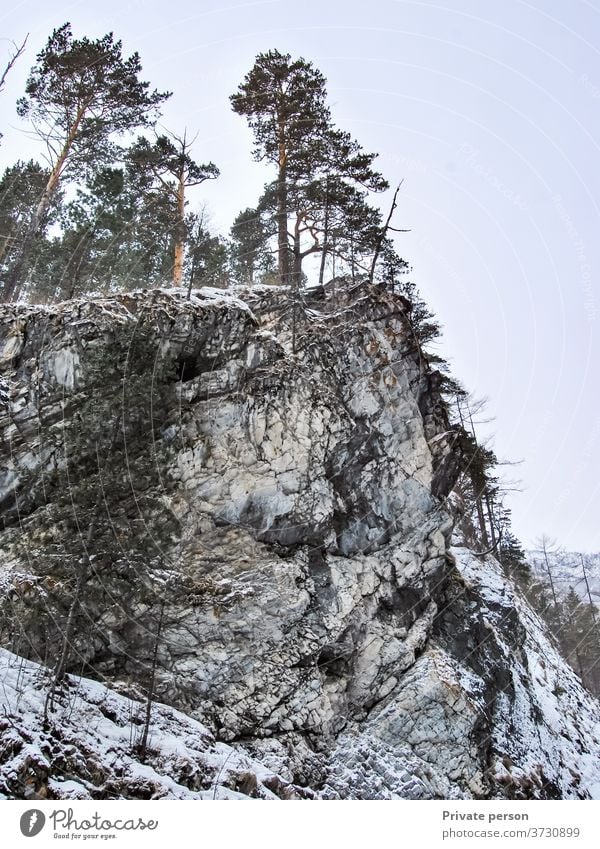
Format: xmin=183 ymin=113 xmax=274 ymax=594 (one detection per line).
xmin=3 ymin=23 xmax=170 ymax=301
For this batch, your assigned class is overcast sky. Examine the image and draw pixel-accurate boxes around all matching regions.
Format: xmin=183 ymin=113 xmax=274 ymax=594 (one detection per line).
xmin=1 ymin=0 xmax=598 ymax=552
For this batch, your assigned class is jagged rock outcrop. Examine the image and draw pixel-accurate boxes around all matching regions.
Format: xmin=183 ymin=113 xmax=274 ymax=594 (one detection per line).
xmin=1 ymin=282 xmax=599 ymax=800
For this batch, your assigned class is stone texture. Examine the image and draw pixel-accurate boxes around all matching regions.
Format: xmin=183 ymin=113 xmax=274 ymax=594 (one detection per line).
xmin=1 ymin=282 xmax=599 ymax=800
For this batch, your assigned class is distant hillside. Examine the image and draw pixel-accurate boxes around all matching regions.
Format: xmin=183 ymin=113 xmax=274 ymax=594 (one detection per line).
xmin=527 ymin=551 xmax=600 ymax=606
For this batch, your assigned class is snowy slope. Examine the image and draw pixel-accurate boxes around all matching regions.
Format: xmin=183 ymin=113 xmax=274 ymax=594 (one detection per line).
xmin=456 ymin=547 xmax=600 ymax=799
xmin=0 ymin=649 xmax=313 ymax=800
xmin=307 ymin=546 xmax=600 ymax=800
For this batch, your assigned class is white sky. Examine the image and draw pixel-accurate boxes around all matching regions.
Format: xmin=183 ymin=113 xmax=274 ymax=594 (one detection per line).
xmin=1 ymin=0 xmax=599 ymax=552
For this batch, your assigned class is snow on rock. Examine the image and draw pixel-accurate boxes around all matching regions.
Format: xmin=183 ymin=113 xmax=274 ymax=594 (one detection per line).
xmin=317 ymin=548 xmax=600 ymax=800
xmin=1 ymin=282 xmax=600 ymax=800
xmin=0 ymin=648 xmax=313 ymax=800
xmin=450 ymin=547 xmax=600 ymax=798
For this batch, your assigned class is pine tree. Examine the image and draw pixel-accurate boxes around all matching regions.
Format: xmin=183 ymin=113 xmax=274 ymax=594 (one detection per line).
xmin=229 ymin=206 xmax=274 ymax=285
xmin=231 ymin=50 xmax=391 ymax=354
xmin=186 ymin=212 xmax=229 ymax=291
xmin=3 ymin=22 xmax=170 ymax=301
xmin=0 ymin=160 xmax=61 ymax=273
xmin=39 ymin=156 xmax=179 ymax=300
xmin=498 ymin=529 xmax=531 ymax=588
xmin=231 ymin=50 xmax=332 ymax=285
xmin=128 ymin=133 xmax=219 ymax=286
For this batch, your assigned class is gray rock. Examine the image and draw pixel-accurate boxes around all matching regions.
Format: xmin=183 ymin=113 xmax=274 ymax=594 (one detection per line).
xmin=0 ymin=283 xmax=599 ymax=800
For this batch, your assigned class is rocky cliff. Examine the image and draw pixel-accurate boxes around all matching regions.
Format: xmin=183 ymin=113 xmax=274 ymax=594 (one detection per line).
xmin=1 ymin=282 xmax=599 ymax=800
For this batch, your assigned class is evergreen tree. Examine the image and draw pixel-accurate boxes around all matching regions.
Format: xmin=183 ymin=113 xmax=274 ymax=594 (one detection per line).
xmin=233 ymin=58 xmax=389 ymax=289
xmin=232 ymin=50 xmax=394 ymax=357
xmin=498 ymin=529 xmax=531 ymax=589
xmin=38 ymin=157 xmax=179 ymax=300
xmin=0 ymin=160 xmax=60 ymax=273
xmin=128 ymin=133 xmax=219 ymax=286
xmin=186 ymin=210 xmax=229 ymax=290
xmin=453 ymin=425 xmax=498 ymax=549
xmin=559 ymin=587 xmax=589 ymax=688
xmin=36 ymin=160 xmax=227 ymax=300
xmin=229 ymin=206 xmax=274 ymax=285
xmin=231 ymin=49 xmax=332 ymax=285
xmin=316 ymin=186 xmax=383 ymax=284
xmin=284 ymin=127 xmax=387 ymax=284
xmin=3 ymin=22 xmax=170 ymax=301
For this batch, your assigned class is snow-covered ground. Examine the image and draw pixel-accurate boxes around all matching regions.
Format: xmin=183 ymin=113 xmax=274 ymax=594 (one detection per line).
xmin=0 ymin=649 xmax=312 ymax=800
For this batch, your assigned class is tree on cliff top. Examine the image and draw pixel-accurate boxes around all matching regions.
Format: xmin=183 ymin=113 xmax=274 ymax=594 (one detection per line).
xmin=128 ymin=133 xmax=219 ymax=287
xmin=3 ymin=22 xmax=170 ymax=301
xmin=231 ymin=50 xmax=388 ymax=289
xmin=231 ymin=50 xmax=332 ymax=286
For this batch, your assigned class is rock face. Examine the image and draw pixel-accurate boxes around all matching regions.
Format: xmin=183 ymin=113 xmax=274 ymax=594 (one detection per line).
xmin=1 ymin=282 xmax=599 ymax=800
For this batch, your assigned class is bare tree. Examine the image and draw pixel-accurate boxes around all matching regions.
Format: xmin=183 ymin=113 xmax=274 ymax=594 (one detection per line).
xmin=580 ymin=553 xmax=599 ymax=629
xmin=137 ymin=599 xmax=165 ymax=760
xmin=368 ymin=181 xmax=410 ymax=283
xmin=0 ymin=35 xmax=27 ymax=149
xmin=0 ymin=34 xmax=27 ymax=95
xmin=535 ymin=534 xmax=560 ymax=609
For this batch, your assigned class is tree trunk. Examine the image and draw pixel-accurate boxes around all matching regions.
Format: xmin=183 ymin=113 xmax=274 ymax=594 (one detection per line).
xmin=542 ymin=544 xmax=559 ymax=609
xmin=3 ymin=191 xmax=51 ymax=302
xmin=172 ymin=168 xmax=186 ymax=286
xmin=44 ymin=517 xmax=95 ymax=722
xmin=369 ymin=181 xmax=402 ymax=284
xmin=291 ymin=221 xmax=303 ymax=353
xmin=485 ymin=491 xmax=497 ymax=548
xmin=138 ymin=600 xmax=165 ymax=760
xmin=318 ymin=175 xmax=330 ymax=287
xmin=43 ymin=412 xmax=121 ymax=721
xmin=3 ymin=105 xmax=86 ymax=302
xmin=277 ymin=117 xmax=289 ymax=285
xmin=581 ymin=554 xmax=599 ymax=629
xmin=0 ymin=231 xmax=14 ymax=265
xmin=563 ymin=599 xmax=587 ymax=687
xmin=474 ymin=493 xmax=489 ymax=548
